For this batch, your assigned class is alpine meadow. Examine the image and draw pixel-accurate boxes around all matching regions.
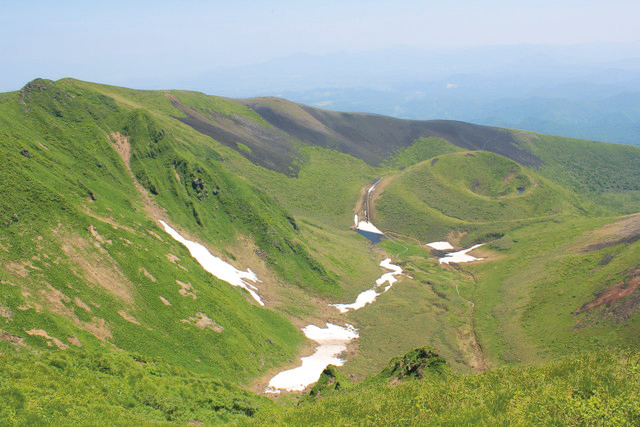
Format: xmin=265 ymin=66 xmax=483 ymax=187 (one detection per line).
xmin=1 ymin=76 xmax=640 ymax=426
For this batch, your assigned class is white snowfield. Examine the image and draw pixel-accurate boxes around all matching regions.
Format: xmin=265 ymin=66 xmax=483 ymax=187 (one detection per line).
xmin=331 ymin=258 xmax=403 ymax=313
xmin=356 ymin=220 xmax=384 ymax=234
xmin=159 ymin=220 xmax=264 ymax=305
xmin=265 ymin=323 xmax=359 ymax=392
xmin=439 ymin=243 xmax=484 ymax=264
xmin=426 ymin=241 xmax=454 ymax=250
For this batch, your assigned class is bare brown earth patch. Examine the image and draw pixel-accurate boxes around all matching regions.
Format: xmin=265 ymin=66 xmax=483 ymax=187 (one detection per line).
xmin=166 ymin=253 xmax=181 ymax=263
xmin=0 ymin=330 xmax=24 ymax=346
xmin=576 ymin=271 xmax=640 ymax=320
xmin=89 ymin=225 xmax=112 ymax=245
xmin=25 ymin=329 xmax=69 ymax=350
xmin=41 ymin=282 xmax=71 ymax=310
xmin=140 ymin=267 xmax=157 ymax=282
xmin=118 ymin=310 xmax=141 ymax=325
xmin=5 ymin=261 xmax=33 ymax=277
xmin=0 ymin=305 xmax=13 ymax=319
xmin=176 ymin=280 xmax=198 ymax=299
xmin=36 ymin=281 xmax=112 ymax=341
xmin=110 ymin=132 xmax=132 ymax=169
xmin=59 ymin=232 xmax=134 ymax=303
xmin=457 ymin=327 xmax=488 ymax=371
xmin=503 ymin=171 xmax=517 ymax=184
xmin=68 ymin=336 xmax=82 ymax=347
xmin=109 ymin=132 xmax=168 ymax=223
xmin=74 ymin=297 xmax=92 ymax=312
xmin=159 ymin=296 xmax=172 ymax=306
xmin=81 ymin=206 xmax=136 ymax=234
xmin=181 ymin=312 xmax=223 ymax=332
xmin=84 ymin=317 xmax=112 ymax=341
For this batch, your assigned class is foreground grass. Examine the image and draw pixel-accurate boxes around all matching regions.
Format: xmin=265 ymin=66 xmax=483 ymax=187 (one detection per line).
xmin=0 ymin=349 xmax=275 ymax=426
xmin=244 ymin=351 xmax=640 ymax=426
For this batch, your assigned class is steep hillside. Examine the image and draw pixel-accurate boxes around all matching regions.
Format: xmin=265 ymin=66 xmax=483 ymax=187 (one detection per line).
xmin=0 ymin=78 xmax=336 ymax=386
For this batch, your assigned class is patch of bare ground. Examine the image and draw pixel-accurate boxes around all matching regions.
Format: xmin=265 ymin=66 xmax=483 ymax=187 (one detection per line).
xmin=0 ymin=305 xmax=13 ymax=319
xmin=109 ymin=132 xmax=168 ymax=223
xmin=81 ymin=206 xmax=136 ymax=234
xmin=89 ymin=225 xmax=112 ymax=245
xmin=140 ymin=267 xmax=157 ymax=282
xmin=37 ymin=281 xmax=112 ymax=341
xmin=0 ymin=330 xmax=24 ymax=346
xmin=181 ymin=312 xmax=223 ymax=332
xmin=118 ymin=310 xmax=141 ymax=325
xmin=167 ymin=253 xmax=189 ymax=271
xmin=110 ymin=132 xmax=132 ymax=169
xmin=25 ymin=329 xmax=69 ymax=350
xmin=58 ymin=230 xmax=134 ymax=304
xmin=74 ymin=297 xmax=92 ymax=312
xmin=457 ymin=326 xmax=488 ymax=371
xmin=84 ymin=318 xmax=112 ymax=341
xmin=159 ymin=296 xmax=172 ymax=306
xmin=4 ymin=261 xmax=39 ymax=277
xmin=146 ymin=229 xmax=164 ymax=241
xmin=576 ymin=270 xmax=640 ymax=323
xmin=176 ymin=280 xmax=198 ymax=299
xmin=503 ymin=171 xmax=517 ymax=184
xmin=68 ymin=336 xmax=82 ymax=347
xmin=166 ymin=253 xmax=181 ymax=263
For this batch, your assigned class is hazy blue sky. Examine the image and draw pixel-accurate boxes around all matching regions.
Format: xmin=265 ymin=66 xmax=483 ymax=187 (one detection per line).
xmin=1 ymin=0 xmax=639 ymax=92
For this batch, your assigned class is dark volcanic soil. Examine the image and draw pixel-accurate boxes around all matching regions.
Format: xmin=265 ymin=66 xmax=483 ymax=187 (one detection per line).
xmin=171 ymin=95 xmax=542 ymax=176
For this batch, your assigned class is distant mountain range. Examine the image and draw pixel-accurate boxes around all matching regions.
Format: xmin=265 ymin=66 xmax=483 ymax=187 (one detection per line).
xmin=166 ymin=43 xmax=640 ymax=145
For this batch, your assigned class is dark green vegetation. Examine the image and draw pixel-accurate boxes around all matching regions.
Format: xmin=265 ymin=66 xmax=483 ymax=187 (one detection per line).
xmin=2 ymin=78 xmax=640 ymax=425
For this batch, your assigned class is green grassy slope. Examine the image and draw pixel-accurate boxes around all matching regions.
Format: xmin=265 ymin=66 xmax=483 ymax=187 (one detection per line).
xmin=3 ymin=78 xmax=640 ymax=425
xmin=467 ymin=214 xmax=640 ymax=367
xmin=0 ymin=78 xmax=340 ymax=387
xmin=515 ymin=131 xmax=640 ymax=214
xmin=375 ymin=150 xmax=603 ymax=244
xmin=0 ymin=349 xmax=274 ymax=426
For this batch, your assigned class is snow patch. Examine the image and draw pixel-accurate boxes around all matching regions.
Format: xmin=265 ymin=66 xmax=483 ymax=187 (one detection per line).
xmin=439 ymin=244 xmax=484 ymax=264
xmin=356 ymin=221 xmax=384 ymax=235
xmin=266 ymin=323 xmax=359 ymax=392
xmin=159 ymin=220 xmax=264 ymax=305
xmin=426 ymin=241 xmax=454 ymax=250
xmin=331 ymin=258 xmax=403 ymax=313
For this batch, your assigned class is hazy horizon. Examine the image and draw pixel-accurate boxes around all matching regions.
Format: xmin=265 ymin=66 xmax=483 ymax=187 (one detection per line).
xmin=2 ymin=1 xmax=640 ymax=94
